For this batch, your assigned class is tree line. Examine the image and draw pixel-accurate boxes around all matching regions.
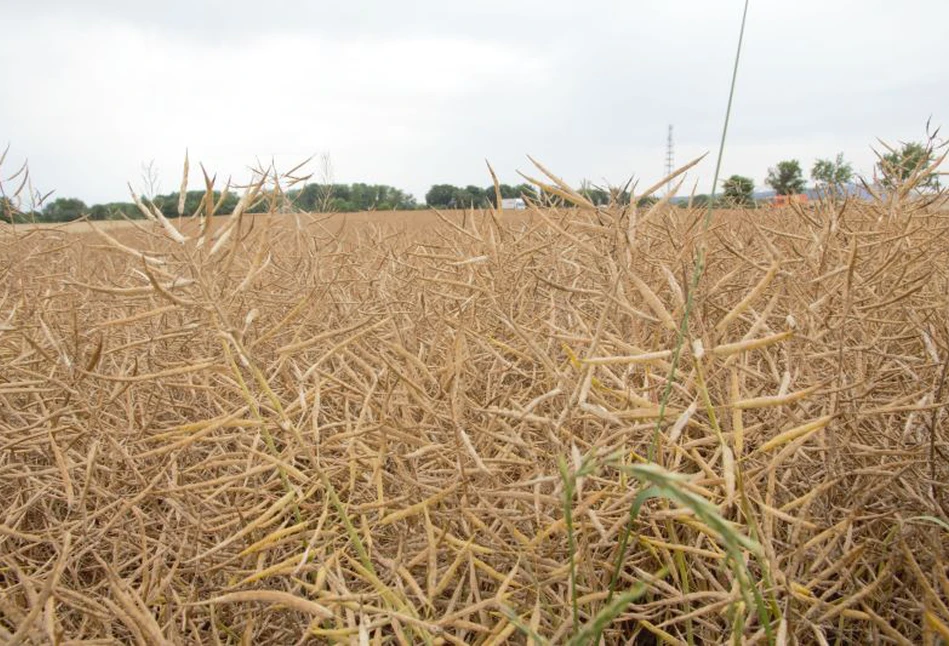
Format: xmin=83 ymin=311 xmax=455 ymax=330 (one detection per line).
xmin=2 ymin=139 xmax=941 ymax=223
xmin=7 ymin=181 xmax=575 ymax=223
xmin=425 ymin=183 xmax=535 ymax=208
xmin=4 ymin=183 xmax=422 ymax=224
xmin=715 ymin=141 xmax=941 ymax=207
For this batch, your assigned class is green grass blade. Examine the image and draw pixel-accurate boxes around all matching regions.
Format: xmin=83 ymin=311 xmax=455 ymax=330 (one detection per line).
xmin=558 ymin=456 xmax=580 ymax=636
xmin=607 ymin=486 xmax=658 ymax=602
xmin=568 ymin=584 xmax=647 ymax=646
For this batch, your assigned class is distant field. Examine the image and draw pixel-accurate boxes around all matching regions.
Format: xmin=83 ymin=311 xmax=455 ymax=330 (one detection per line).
xmin=18 ymin=208 xmax=536 ymax=235
xmin=2 ymin=199 xmax=948 ymax=643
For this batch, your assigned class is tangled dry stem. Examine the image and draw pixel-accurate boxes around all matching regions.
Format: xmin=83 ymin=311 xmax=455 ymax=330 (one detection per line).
xmin=1 ymin=163 xmax=948 ymax=644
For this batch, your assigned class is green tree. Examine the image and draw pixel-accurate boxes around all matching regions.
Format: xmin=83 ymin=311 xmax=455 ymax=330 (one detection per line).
xmin=811 ymin=153 xmax=853 ymax=190
xmin=372 ymin=185 xmax=415 ymax=210
xmin=387 ymin=187 xmax=417 ymax=210
xmin=1 ymin=196 xmax=17 ymax=219
xmin=877 ymin=141 xmax=940 ymax=190
xmin=515 ymin=183 xmax=538 ymax=202
xmin=331 ymin=184 xmax=353 ymax=210
xmin=455 ymin=185 xmax=486 ymax=208
xmin=485 ymin=184 xmax=522 ymax=206
xmin=499 ymin=184 xmax=519 ymax=199
xmin=0 ymin=196 xmax=24 ymax=223
xmin=722 ymin=175 xmax=754 ymax=207
xmin=765 ymin=160 xmax=806 ymax=196
xmin=349 ymin=183 xmax=374 ymax=210
xmin=351 ymin=183 xmax=416 ymax=210
xmin=578 ymin=185 xmax=610 ymax=206
xmin=88 ymin=204 xmax=111 ymax=220
xmin=154 ymin=191 xmax=210 ymax=218
xmin=291 ymin=183 xmax=417 ymax=212
xmin=637 ymin=196 xmax=659 ymax=208
xmin=426 ymin=184 xmax=458 ymax=208
xmin=293 ymin=184 xmax=321 ymax=212
xmin=42 ymin=197 xmax=87 ymax=222
xmin=690 ymin=195 xmax=713 ymax=208
xmin=90 ymin=202 xmax=143 ymax=220
xmin=153 ymin=190 xmax=241 ymax=218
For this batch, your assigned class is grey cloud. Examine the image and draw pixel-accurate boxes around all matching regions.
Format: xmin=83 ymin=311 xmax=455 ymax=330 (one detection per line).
xmin=2 ymin=0 xmax=947 ymax=204
xmin=10 ymin=0 xmax=582 ymax=44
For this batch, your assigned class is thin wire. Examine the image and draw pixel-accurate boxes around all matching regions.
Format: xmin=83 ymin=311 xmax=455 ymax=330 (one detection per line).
xmin=649 ymin=0 xmax=751 ymax=462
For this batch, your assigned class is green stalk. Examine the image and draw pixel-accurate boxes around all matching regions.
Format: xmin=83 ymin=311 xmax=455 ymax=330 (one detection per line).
xmin=558 ymin=456 xmax=580 ymax=635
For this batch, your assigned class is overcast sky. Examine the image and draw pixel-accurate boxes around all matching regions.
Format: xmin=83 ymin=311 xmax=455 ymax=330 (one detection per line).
xmin=2 ymin=1 xmax=946 ymax=205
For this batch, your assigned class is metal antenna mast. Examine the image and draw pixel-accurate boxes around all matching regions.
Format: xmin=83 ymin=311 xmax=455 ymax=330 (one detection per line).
xmin=665 ymin=124 xmax=675 ymax=194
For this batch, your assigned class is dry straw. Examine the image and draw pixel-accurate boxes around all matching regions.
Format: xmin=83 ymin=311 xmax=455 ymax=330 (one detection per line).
xmin=1 ymin=148 xmax=948 ymax=643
